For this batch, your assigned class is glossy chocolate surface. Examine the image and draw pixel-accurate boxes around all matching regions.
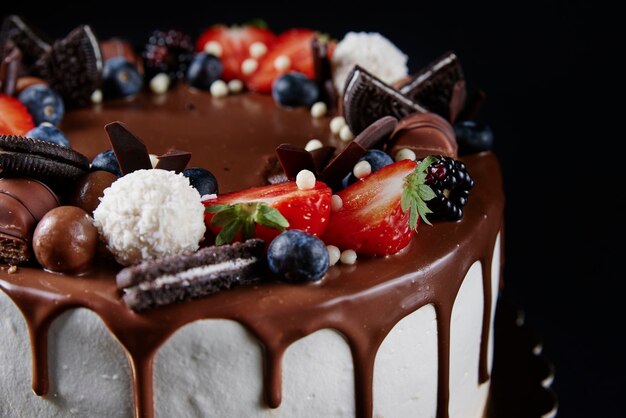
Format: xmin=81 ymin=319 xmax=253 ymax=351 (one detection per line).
xmin=0 ymin=86 xmax=504 ymax=418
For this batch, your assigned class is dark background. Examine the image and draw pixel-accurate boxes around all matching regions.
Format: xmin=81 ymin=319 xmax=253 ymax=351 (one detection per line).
xmin=2 ymin=1 xmax=621 ymax=416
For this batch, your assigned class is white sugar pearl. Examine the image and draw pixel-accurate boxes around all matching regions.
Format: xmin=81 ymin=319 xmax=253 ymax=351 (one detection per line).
xmin=249 ymin=42 xmax=268 ymax=58
xmin=204 ymin=41 xmax=222 ymax=57
xmin=395 ymin=148 xmax=416 ymax=162
xmin=90 ymin=89 xmax=103 ymax=104
xmin=327 ymin=245 xmax=341 ymax=266
xmin=149 ymin=154 xmax=159 ymax=168
xmin=149 ymin=73 xmax=170 ymax=95
xmin=340 ymin=249 xmax=357 ymax=265
xmin=329 ymin=116 xmax=347 ymax=134
xmin=296 ymin=169 xmax=316 ymax=190
xmin=305 ymin=139 xmax=323 ymax=151
xmin=241 ymin=58 xmax=258 ymax=76
xmin=339 ymin=125 xmax=354 ymax=141
xmin=353 ymin=160 xmax=372 ymax=179
xmin=330 ymin=194 xmax=343 ymax=212
xmin=228 ymin=79 xmax=244 ymax=94
xmin=210 ymin=80 xmax=229 ymax=98
xmin=310 ymin=101 xmax=328 ymax=118
xmin=274 ymin=55 xmax=291 ymax=72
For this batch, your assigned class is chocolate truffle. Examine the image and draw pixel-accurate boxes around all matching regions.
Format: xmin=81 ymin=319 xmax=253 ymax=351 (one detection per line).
xmin=386 ymin=113 xmax=458 ymax=160
xmin=70 ymin=171 xmax=117 ymax=214
xmin=32 ymin=206 xmax=98 ymax=274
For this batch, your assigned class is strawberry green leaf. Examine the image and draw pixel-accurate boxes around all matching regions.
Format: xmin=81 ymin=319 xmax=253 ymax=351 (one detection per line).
xmin=205 ymin=204 xmax=229 ymax=214
xmin=402 ymin=156 xmax=439 ymax=229
xmin=255 ymin=203 xmax=290 ymax=230
xmin=207 ymin=201 xmax=289 ymax=245
xmin=216 ymin=219 xmax=243 ymax=246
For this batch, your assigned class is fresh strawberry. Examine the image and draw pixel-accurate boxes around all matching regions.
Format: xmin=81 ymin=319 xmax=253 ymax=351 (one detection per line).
xmin=0 ymin=94 xmax=35 ymax=135
xmin=322 ymin=157 xmax=438 ymax=256
xmin=196 ymin=24 xmax=276 ymax=81
xmin=204 ymin=181 xmax=331 ymax=246
xmin=246 ymin=29 xmax=318 ymax=93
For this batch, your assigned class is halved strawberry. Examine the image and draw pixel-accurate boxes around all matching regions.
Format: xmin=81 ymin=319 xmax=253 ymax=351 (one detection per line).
xmin=196 ymin=25 xmax=276 ymax=81
xmin=0 ymin=94 xmax=35 ymax=135
xmin=246 ymin=29 xmax=318 ymax=93
xmin=203 ymin=181 xmax=332 ymax=246
xmin=322 ymin=157 xmax=438 ymax=256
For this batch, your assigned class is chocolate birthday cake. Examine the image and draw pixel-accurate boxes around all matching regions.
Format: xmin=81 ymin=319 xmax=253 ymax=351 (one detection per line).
xmin=0 ymin=16 xmax=503 ymax=418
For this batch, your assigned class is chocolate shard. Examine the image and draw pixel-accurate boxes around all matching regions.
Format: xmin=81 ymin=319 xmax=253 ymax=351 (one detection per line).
xmin=398 ymin=51 xmax=465 ymax=121
xmin=275 ymin=144 xmax=316 ymax=180
xmin=448 ymin=80 xmax=467 ymax=123
xmin=343 ymin=66 xmax=426 ymax=135
xmin=458 ymin=89 xmax=487 ymax=121
xmin=319 ymin=141 xmax=366 ymax=191
xmin=0 ymin=15 xmax=51 ymax=71
xmin=1 ymin=43 xmax=22 ymax=96
xmin=117 ymin=239 xmax=265 ymax=311
xmin=311 ymin=37 xmax=337 ymax=110
xmin=310 ymin=146 xmax=336 ymax=173
xmin=31 ymin=25 xmax=102 ymax=108
xmin=155 ymin=149 xmax=191 ymax=173
xmin=104 ymin=122 xmax=152 ymax=175
xmin=353 ymin=116 xmax=398 ymax=150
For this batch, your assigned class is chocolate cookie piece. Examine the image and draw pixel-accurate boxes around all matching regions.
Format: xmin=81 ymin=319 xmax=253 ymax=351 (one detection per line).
xmin=0 ymin=135 xmax=90 ymax=186
xmin=31 ymin=25 xmax=103 ymax=108
xmin=343 ymin=66 xmax=426 ymax=135
xmin=0 ymin=15 xmax=51 ymax=71
xmin=117 ymin=239 xmax=265 ymax=311
xmin=0 ymin=178 xmax=59 ymax=265
xmin=398 ymin=52 xmax=465 ymax=122
xmin=386 ymin=113 xmax=458 ymax=160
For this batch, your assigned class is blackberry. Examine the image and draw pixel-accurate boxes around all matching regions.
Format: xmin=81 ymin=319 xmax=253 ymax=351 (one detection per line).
xmin=142 ymin=30 xmax=194 ymax=82
xmin=423 ymin=156 xmax=474 ymax=221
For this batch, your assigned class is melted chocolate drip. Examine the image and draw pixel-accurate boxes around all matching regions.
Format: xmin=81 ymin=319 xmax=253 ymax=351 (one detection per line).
xmin=0 ymin=87 xmax=504 ymax=418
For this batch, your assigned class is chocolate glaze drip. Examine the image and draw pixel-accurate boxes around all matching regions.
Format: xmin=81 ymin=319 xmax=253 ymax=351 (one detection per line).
xmin=0 ymin=87 xmax=504 ymax=418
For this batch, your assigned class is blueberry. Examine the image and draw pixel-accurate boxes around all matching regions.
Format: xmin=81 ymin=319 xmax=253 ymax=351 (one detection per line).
xmin=342 ymin=149 xmax=394 ymax=188
xmin=186 ymin=53 xmax=224 ymax=90
xmin=267 ymin=230 xmax=329 ymax=282
xmin=183 ymin=167 xmax=219 ymax=195
xmin=26 ymin=124 xmax=70 ymax=147
xmin=102 ymin=58 xmax=143 ymax=99
xmin=18 ymin=84 xmax=65 ymax=126
xmin=91 ymin=149 xmax=122 ymax=177
xmin=272 ymin=72 xmax=319 ymax=107
xmin=453 ymin=120 xmax=494 ymax=154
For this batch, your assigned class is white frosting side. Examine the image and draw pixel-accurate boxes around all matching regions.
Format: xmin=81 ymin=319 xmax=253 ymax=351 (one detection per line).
xmin=0 ymin=233 xmax=501 ymax=418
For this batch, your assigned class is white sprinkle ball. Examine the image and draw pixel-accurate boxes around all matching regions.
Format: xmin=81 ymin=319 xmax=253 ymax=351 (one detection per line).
xmin=327 ymin=245 xmax=341 ymax=266
xmin=340 ymin=249 xmax=357 ymax=265
xmin=295 ymin=169 xmax=316 ymax=190
xmin=204 ymin=41 xmax=223 ymax=57
xmin=330 ymin=195 xmax=343 ymax=212
xmin=304 ymin=139 xmax=323 ymax=151
xmin=353 ymin=160 xmax=372 ymax=179
xmin=228 ymin=79 xmax=244 ymax=94
xmin=241 ymin=58 xmax=258 ymax=76
xmin=210 ymin=80 xmax=229 ymax=98
xmin=274 ymin=55 xmax=291 ymax=72
xmin=149 ymin=73 xmax=170 ymax=95
xmin=395 ymin=148 xmax=417 ymax=162
xmin=329 ymin=116 xmax=347 ymax=134
xmin=339 ymin=125 xmax=354 ymax=141
xmin=90 ymin=89 xmax=103 ymax=104
xmin=249 ymin=42 xmax=268 ymax=58
xmin=310 ymin=101 xmax=328 ymax=118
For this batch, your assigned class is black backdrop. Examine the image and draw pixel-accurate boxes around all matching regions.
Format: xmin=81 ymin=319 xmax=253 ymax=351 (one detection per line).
xmin=2 ymin=1 xmax=621 ymax=416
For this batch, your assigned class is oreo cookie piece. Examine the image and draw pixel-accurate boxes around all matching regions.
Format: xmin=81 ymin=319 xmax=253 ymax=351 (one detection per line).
xmin=31 ymin=25 xmax=103 ymax=108
xmin=0 ymin=135 xmax=90 ymax=187
xmin=343 ymin=66 xmax=426 ymax=136
xmin=0 ymin=15 xmax=51 ymax=71
xmin=117 ymin=239 xmax=265 ymax=311
xmin=398 ymin=51 xmax=465 ymax=121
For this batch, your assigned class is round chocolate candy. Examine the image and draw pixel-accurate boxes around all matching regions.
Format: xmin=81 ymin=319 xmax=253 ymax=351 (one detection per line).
xmin=32 ymin=206 xmax=98 ymax=274
xmin=70 ymin=171 xmax=117 ymax=214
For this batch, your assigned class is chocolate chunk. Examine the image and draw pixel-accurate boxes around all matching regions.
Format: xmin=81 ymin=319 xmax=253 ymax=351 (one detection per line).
xmin=319 ymin=141 xmax=366 ymax=191
xmin=310 ymin=146 xmax=336 ymax=173
xmin=0 ymin=178 xmax=59 ymax=265
xmin=0 ymin=135 xmax=90 ymax=187
xmin=0 ymin=43 xmax=21 ymax=96
xmin=343 ymin=66 xmax=426 ymax=135
xmin=353 ymin=116 xmax=398 ymax=150
xmin=0 ymin=15 xmax=51 ymax=71
xmin=386 ymin=113 xmax=458 ymax=160
xmin=31 ymin=25 xmax=102 ymax=108
xmin=155 ymin=149 xmax=191 ymax=173
xmin=275 ymin=144 xmax=316 ymax=180
xmin=312 ymin=37 xmax=337 ymax=110
xmin=104 ymin=122 xmax=152 ymax=175
xmin=398 ymin=51 xmax=465 ymax=121
xmin=117 ymin=239 xmax=265 ymax=311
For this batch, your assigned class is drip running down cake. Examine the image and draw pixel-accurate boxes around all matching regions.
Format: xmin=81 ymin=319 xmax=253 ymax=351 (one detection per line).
xmin=0 ymin=16 xmax=503 ymax=418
